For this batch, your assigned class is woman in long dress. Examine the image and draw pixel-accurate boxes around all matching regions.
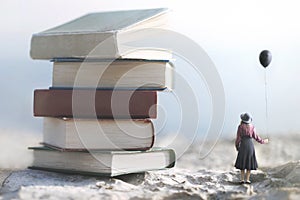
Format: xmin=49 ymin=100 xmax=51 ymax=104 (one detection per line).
xmin=235 ymin=113 xmax=269 ymax=184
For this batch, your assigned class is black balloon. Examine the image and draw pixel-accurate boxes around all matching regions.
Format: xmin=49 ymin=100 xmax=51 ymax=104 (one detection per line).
xmin=259 ymin=50 xmax=272 ymax=68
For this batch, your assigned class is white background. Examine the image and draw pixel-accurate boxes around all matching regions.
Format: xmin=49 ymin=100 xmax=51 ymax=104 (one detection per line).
xmin=1 ymin=0 xmax=300 ymax=139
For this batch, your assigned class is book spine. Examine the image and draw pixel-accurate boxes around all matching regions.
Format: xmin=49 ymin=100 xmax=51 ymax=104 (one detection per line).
xmin=41 ymin=142 xmax=153 ymax=151
xmin=30 ymin=32 xmax=118 ymax=60
xmin=148 ymin=119 xmax=155 ymax=149
xmin=34 ymin=89 xmax=157 ymax=119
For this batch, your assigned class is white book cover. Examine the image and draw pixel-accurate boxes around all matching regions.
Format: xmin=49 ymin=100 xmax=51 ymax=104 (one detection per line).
xmin=43 ymin=118 xmax=154 ymax=150
xmin=51 ymin=60 xmax=174 ymax=89
xmin=29 ymin=146 xmax=176 ymax=177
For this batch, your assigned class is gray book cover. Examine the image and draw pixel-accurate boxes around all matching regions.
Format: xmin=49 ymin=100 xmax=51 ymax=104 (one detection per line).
xmin=30 ymin=8 xmax=170 ymax=60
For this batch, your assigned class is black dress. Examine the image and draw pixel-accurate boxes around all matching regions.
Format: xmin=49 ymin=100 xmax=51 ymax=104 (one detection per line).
xmin=234 ymin=136 xmax=258 ymax=170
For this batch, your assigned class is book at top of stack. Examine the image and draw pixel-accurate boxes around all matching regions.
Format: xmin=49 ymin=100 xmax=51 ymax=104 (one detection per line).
xmin=29 ymin=8 xmax=176 ymax=177
xmin=30 ymin=8 xmax=171 ymax=60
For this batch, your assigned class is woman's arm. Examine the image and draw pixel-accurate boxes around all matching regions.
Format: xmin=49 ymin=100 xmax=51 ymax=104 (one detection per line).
xmin=235 ymin=125 xmax=241 ymax=150
xmin=252 ymin=127 xmax=266 ymax=144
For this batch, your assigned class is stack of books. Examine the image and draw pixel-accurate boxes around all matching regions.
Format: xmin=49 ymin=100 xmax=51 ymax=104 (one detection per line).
xmin=29 ymin=8 xmax=175 ymax=177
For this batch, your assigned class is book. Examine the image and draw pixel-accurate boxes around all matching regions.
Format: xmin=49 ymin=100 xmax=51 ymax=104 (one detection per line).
xmin=29 ymin=146 xmax=175 ymax=177
xmin=34 ymin=89 xmax=157 ymax=118
xmin=52 ymin=59 xmax=173 ymax=90
xmin=30 ymin=8 xmax=171 ymax=60
xmin=43 ymin=117 xmax=154 ymax=150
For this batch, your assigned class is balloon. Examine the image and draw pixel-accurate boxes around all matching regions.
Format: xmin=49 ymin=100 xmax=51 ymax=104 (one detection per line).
xmin=259 ymin=50 xmax=272 ymax=68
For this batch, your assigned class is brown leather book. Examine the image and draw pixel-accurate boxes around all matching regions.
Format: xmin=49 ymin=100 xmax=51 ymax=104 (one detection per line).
xmin=34 ymin=89 xmax=157 ymax=118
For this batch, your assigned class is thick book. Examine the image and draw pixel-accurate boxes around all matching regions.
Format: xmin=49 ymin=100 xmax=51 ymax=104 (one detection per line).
xmin=43 ymin=117 xmax=154 ymax=150
xmin=52 ymin=59 xmax=173 ymax=90
xmin=30 ymin=8 xmax=171 ymax=60
xmin=34 ymin=89 xmax=157 ymax=118
xmin=29 ymin=146 xmax=175 ymax=177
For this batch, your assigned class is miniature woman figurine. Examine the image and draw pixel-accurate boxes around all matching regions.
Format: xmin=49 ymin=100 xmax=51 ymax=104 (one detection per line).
xmin=235 ymin=113 xmax=269 ymax=184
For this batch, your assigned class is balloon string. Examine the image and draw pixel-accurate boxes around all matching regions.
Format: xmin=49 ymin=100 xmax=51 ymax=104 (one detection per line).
xmin=264 ymin=70 xmax=269 ymax=137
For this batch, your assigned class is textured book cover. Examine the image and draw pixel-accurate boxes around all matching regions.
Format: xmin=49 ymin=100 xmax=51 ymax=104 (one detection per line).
xmin=34 ymin=89 xmax=157 ymax=119
xmin=28 ymin=146 xmax=176 ymax=177
xmin=30 ymin=8 xmax=170 ymax=60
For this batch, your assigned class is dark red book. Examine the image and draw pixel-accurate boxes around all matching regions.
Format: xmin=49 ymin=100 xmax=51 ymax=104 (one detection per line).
xmin=34 ymin=89 xmax=157 ymax=119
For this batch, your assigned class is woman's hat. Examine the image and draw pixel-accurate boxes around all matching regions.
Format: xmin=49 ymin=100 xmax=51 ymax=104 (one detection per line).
xmin=240 ymin=113 xmax=252 ymax=124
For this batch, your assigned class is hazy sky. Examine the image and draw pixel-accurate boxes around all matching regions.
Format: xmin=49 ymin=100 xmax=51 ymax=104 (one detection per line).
xmin=1 ymin=0 xmax=300 ymax=139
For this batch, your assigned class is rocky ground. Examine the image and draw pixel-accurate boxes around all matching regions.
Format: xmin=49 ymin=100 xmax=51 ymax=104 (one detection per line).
xmin=0 ymin=134 xmax=299 ymax=199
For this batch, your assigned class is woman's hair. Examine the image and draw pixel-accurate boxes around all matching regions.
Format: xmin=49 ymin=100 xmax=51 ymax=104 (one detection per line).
xmin=240 ymin=121 xmax=250 ymax=125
